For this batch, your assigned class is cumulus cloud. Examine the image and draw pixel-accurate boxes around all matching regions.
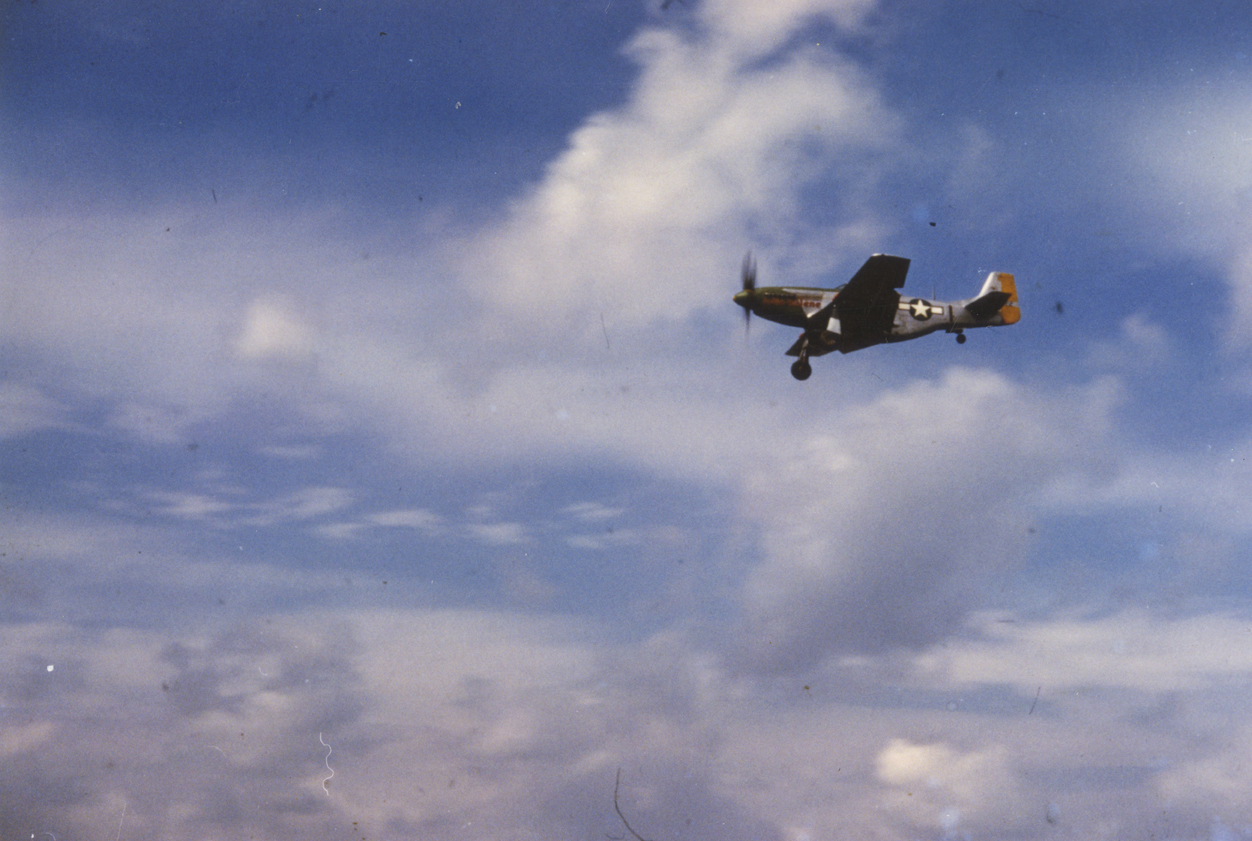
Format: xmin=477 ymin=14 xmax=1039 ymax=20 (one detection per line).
xmin=734 ymin=367 xmax=1124 ymax=670
xmin=463 ymin=0 xmax=900 ymax=345
xmin=1125 ymin=85 xmax=1252 ymax=344
xmin=1088 ymin=312 xmax=1173 ymax=373
xmin=876 ymin=738 xmax=1031 ymax=834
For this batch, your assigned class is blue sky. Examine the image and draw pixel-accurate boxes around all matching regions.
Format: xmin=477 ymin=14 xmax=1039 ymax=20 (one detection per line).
xmin=6 ymin=0 xmax=1252 ymax=837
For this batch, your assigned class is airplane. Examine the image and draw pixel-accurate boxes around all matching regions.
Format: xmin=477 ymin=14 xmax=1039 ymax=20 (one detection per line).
xmin=733 ymin=253 xmax=1019 ymax=380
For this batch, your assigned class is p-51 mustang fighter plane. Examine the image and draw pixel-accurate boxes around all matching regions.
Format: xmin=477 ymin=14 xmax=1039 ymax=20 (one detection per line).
xmin=733 ymin=253 xmax=1019 ymax=380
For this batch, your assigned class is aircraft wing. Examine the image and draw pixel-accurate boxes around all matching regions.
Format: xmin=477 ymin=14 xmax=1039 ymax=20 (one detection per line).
xmin=834 ymin=254 xmax=910 ymax=347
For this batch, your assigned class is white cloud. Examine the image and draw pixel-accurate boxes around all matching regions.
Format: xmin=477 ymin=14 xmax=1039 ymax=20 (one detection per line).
xmin=315 ymin=521 xmax=365 ymax=540
xmin=1088 ymin=312 xmax=1173 ymax=372
xmin=467 ymin=521 xmax=530 ymax=546
xmin=875 ymin=738 xmax=1030 ymax=833
xmin=242 ymin=486 xmax=355 ymax=526
xmin=562 ymin=502 xmax=625 ymax=522
xmin=1157 ymin=723 xmax=1252 ymax=817
xmin=366 ymin=508 xmax=444 ymax=531
xmin=146 ymin=489 xmax=236 ymax=521
xmin=318 ymin=507 xmax=446 ymax=540
xmin=1033 ymin=431 xmax=1252 ymax=539
xmin=2 ymin=214 xmax=241 ymax=412
xmin=1125 ymin=84 xmax=1252 ymax=345
xmin=735 ymin=367 xmax=1122 ymax=670
xmin=461 ymin=0 xmax=900 ymax=347
xmin=235 ymin=296 xmax=316 ymax=360
xmin=920 ymin=609 xmax=1252 ymax=694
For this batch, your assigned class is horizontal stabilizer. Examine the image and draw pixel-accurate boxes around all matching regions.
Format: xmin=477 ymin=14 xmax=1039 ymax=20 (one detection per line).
xmin=965 ymin=290 xmax=1012 ymax=320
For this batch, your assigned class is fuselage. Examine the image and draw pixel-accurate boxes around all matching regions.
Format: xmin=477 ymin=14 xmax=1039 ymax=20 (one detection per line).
xmin=735 ymin=285 xmax=969 ymax=344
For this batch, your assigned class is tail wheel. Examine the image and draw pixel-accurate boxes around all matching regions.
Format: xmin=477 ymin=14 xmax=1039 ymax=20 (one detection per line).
xmin=791 ymin=359 xmax=812 ymax=380
xmin=956 ymin=333 xmax=967 ymax=344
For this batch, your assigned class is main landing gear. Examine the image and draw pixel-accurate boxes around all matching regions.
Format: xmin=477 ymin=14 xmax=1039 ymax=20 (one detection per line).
xmin=955 ymin=331 xmax=966 ymax=344
xmin=790 ymin=335 xmax=813 ymax=380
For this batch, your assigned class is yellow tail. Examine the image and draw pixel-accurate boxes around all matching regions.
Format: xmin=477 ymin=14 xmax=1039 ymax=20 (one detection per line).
xmin=976 ymin=271 xmax=1020 ymax=325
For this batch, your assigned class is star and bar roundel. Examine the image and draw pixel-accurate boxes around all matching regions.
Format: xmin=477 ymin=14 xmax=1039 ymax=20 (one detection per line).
xmin=901 ymin=298 xmax=942 ymax=320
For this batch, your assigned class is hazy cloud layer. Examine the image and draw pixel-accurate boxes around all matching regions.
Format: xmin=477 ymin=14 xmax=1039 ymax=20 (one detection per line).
xmin=8 ymin=607 xmax=1252 ymax=839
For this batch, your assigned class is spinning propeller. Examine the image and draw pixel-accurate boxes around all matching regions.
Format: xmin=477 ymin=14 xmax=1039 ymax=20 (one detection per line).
xmin=734 ymin=251 xmax=756 ymax=333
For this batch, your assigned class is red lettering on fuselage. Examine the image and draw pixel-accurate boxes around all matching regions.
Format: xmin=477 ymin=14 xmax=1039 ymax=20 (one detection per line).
xmin=764 ymin=297 xmax=820 ymax=308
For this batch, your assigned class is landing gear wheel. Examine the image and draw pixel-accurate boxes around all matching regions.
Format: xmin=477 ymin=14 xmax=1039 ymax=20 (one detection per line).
xmin=956 ymin=333 xmax=967 ymax=344
xmin=791 ymin=359 xmax=812 ymax=380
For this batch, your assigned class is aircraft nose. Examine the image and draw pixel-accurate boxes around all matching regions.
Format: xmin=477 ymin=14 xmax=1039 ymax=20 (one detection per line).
xmin=733 ymin=290 xmax=752 ymax=309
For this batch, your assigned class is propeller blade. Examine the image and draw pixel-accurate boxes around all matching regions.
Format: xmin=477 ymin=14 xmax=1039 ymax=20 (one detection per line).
xmin=738 ymin=251 xmax=756 ymax=334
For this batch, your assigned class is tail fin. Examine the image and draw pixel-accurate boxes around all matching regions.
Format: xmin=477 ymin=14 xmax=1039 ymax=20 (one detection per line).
xmin=965 ymin=272 xmax=1020 ymax=324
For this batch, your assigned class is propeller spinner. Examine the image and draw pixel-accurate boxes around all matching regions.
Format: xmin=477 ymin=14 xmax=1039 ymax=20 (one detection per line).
xmin=734 ymin=251 xmax=756 ymax=331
